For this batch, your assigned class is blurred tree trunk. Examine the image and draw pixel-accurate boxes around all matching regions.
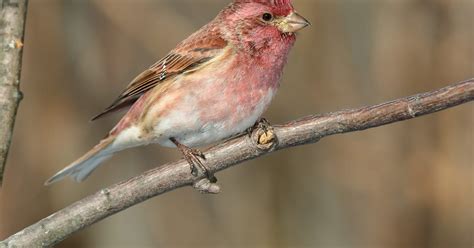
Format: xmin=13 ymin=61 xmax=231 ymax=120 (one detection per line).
xmin=0 ymin=0 xmax=28 ymax=186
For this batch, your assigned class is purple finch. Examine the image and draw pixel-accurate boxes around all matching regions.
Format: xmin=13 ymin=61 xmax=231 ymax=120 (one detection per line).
xmin=46 ymin=0 xmax=309 ymax=185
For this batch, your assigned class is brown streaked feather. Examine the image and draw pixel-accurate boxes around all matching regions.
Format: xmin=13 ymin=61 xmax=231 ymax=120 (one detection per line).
xmin=91 ymin=25 xmax=228 ymax=121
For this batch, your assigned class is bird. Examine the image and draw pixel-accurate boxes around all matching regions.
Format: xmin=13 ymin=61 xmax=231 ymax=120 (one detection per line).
xmin=45 ymin=0 xmax=310 ymax=185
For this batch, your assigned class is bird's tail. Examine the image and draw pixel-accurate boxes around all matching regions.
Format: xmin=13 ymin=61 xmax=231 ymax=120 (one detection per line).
xmin=45 ymin=136 xmax=116 ymax=185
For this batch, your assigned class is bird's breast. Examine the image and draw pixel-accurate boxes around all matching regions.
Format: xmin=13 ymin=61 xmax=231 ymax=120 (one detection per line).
xmin=142 ymin=48 xmax=285 ymax=147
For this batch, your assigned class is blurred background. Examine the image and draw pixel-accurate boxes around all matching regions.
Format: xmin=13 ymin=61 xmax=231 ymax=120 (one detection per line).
xmin=0 ymin=0 xmax=472 ymax=247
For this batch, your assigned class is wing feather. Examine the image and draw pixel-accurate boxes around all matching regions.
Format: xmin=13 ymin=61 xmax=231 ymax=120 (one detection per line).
xmin=91 ymin=26 xmax=227 ymax=121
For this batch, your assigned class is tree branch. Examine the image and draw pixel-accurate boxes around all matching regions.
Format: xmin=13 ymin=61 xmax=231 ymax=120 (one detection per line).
xmin=1 ymin=79 xmax=473 ymax=247
xmin=0 ymin=0 xmax=28 ymax=186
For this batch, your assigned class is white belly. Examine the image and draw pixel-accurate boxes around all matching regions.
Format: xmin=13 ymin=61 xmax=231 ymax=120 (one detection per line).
xmin=154 ymin=87 xmax=275 ymax=148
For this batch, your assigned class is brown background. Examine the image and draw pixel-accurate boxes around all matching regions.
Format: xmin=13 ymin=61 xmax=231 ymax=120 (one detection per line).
xmin=0 ymin=0 xmax=473 ymax=247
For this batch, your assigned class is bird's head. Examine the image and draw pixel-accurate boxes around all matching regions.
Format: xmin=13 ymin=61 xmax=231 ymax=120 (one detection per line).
xmin=220 ymin=0 xmax=310 ymax=53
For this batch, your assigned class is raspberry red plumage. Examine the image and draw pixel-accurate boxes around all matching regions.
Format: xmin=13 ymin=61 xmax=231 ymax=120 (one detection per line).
xmin=46 ymin=0 xmax=309 ymax=184
xmin=233 ymin=0 xmax=294 ymax=16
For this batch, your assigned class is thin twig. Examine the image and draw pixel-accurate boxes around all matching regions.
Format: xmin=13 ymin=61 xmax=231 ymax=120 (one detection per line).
xmin=0 ymin=79 xmax=473 ymax=247
xmin=0 ymin=0 xmax=28 ymax=186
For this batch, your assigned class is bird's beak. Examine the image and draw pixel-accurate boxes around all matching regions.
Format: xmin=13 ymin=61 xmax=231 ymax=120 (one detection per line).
xmin=277 ymin=12 xmax=311 ymax=33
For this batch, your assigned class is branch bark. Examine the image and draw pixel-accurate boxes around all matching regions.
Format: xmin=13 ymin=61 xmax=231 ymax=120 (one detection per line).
xmin=0 ymin=0 xmax=28 ymax=186
xmin=1 ymin=79 xmax=473 ymax=247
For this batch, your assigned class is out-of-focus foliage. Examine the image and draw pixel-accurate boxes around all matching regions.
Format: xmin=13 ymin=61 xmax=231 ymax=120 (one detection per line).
xmin=0 ymin=0 xmax=472 ymax=247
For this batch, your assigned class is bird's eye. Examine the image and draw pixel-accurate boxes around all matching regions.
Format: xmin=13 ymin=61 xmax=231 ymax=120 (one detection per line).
xmin=262 ymin=13 xmax=274 ymax=22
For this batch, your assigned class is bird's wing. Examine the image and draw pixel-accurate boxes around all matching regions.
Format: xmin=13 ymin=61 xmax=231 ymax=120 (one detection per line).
xmin=91 ymin=27 xmax=227 ymax=121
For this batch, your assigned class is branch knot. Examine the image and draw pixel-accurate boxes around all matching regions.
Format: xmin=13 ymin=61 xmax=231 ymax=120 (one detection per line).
xmin=193 ymin=178 xmax=221 ymax=194
xmin=252 ymin=124 xmax=278 ymax=152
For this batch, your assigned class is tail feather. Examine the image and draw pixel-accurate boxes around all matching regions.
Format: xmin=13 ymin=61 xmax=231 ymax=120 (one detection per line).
xmin=45 ymin=136 xmax=116 ymax=185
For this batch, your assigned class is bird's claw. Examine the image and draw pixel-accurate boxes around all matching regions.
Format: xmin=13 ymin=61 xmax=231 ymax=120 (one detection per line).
xmin=248 ymin=118 xmax=272 ymax=137
xmin=186 ymin=149 xmax=206 ymax=176
xmin=170 ymin=138 xmax=217 ymax=183
xmin=185 ymin=148 xmax=216 ymax=182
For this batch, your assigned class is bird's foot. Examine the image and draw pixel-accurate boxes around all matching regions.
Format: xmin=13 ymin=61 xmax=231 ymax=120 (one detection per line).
xmin=248 ymin=117 xmax=272 ymax=137
xmin=170 ymin=138 xmax=217 ymax=183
